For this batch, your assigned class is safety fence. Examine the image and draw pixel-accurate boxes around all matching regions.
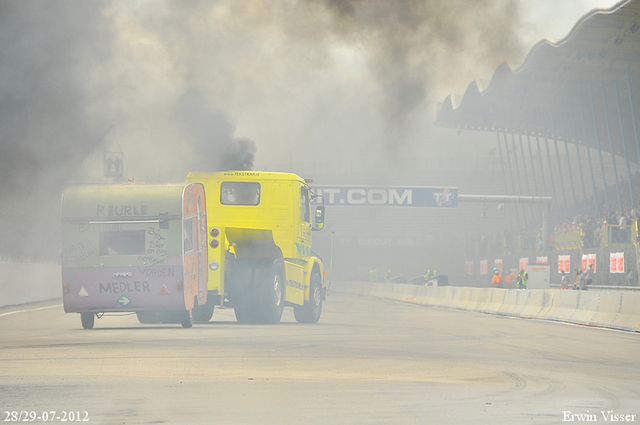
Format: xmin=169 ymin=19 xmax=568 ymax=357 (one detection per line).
xmin=335 ymin=281 xmax=640 ymax=333
xmin=553 ymin=224 xmax=638 ymax=251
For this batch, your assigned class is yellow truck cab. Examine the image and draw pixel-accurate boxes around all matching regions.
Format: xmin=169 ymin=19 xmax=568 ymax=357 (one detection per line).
xmin=186 ymin=171 xmax=326 ymax=324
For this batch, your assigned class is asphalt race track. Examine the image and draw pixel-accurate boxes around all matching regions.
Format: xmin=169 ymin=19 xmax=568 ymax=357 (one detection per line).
xmin=1 ymin=289 xmax=639 ymax=424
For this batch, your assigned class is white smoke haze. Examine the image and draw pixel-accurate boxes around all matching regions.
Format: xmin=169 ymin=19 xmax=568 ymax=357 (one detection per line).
xmin=0 ymin=0 xmax=620 ymax=260
xmin=0 ymin=1 xmax=113 ymax=259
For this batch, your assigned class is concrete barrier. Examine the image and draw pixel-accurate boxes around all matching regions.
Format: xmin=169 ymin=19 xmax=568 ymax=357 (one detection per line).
xmin=336 ymin=281 xmax=640 ymax=333
xmin=549 ymin=290 xmax=580 ymax=323
xmin=590 ymin=292 xmax=623 ymax=329
xmin=503 ymin=289 xmax=530 ymax=317
xmin=0 ymin=261 xmax=61 ymax=307
xmin=614 ymin=292 xmax=640 ymax=332
xmin=572 ymin=291 xmax=600 ymax=326
xmin=519 ymin=290 xmax=548 ymax=319
xmin=485 ymin=289 xmax=506 ymax=314
xmin=497 ymin=289 xmax=518 ymax=316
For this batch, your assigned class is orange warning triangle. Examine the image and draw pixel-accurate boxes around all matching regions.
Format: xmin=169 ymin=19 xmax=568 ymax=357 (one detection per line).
xmin=159 ymin=285 xmax=169 ymax=294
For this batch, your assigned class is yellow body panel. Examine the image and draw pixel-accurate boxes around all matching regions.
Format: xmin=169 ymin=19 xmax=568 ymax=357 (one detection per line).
xmin=186 ymin=171 xmax=321 ymax=306
xmin=284 ymin=262 xmax=305 ymax=305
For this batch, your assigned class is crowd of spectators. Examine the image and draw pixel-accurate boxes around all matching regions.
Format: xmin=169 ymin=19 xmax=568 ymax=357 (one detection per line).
xmin=466 ymin=208 xmax=640 ymax=257
xmin=549 ymin=172 xmax=640 ymax=249
xmin=465 ymin=173 xmax=640 ymax=255
xmin=552 ymin=209 xmax=640 ymax=249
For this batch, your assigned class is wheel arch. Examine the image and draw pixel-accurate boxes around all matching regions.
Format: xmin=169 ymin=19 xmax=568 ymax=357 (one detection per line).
xmin=304 ymin=257 xmax=323 ymax=297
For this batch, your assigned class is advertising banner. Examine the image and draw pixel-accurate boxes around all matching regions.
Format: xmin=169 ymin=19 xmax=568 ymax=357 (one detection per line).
xmin=494 ymin=259 xmax=502 ymax=273
xmin=465 ymin=261 xmax=474 ymax=275
xmin=480 ymin=260 xmax=488 ymax=275
xmin=581 ymin=253 xmax=596 ymax=272
xmin=311 ymin=186 xmax=458 ymax=207
xmin=610 ymin=252 xmax=624 ymax=273
xmin=558 ymin=255 xmax=570 ymax=273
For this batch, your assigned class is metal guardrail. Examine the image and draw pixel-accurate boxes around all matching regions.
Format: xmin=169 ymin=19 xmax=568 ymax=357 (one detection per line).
xmin=553 ymin=229 xmax=582 ymax=250
xmin=552 ymin=224 xmax=638 ymax=250
xmin=601 ymin=224 xmax=637 ymax=247
xmin=550 ymin=284 xmax=640 ymax=292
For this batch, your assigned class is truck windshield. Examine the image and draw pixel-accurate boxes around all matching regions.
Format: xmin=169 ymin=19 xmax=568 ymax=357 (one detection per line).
xmin=220 ymin=182 xmax=260 ymax=205
xmin=99 ymin=230 xmax=146 ymax=256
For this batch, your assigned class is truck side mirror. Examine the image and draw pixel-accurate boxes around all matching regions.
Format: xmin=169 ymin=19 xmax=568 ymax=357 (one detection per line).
xmin=313 ymin=206 xmax=325 ymax=231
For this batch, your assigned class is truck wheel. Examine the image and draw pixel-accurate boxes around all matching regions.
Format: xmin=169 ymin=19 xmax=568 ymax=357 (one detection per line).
xmin=193 ymin=298 xmax=215 ymax=322
xmin=230 ymin=258 xmax=258 ymax=324
xmin=255 ymin=258 xmax=285 ymax=324
xmin=180 ymin=310 xmax=193 ymax=328
xmin=294 ymin=270 xmax=323 ymax=323
xmin=234 ymin=301 xmax=256 ymax=324
xmin=80 ymin=313 xmax=95 ymax=329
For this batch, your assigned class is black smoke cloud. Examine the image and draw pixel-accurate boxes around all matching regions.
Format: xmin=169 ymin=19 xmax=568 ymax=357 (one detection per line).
xmin=175 ymin=90 xmax=256 ymax=172
xmin=315 ymin=0 xmax=524 ymax=138
xmin=0 ymin=0 xmax=527 ymax=260
xmin=120 ymin=0 xmax=524 ymax=168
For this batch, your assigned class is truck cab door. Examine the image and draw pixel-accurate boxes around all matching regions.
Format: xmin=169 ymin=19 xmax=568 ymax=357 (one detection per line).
xmin=298 ymin=185 xmax=312 ymax=258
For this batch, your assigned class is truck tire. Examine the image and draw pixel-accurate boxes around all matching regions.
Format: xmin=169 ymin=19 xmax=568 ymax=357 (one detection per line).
xmin=193 ymin=298 xmax=214 ymax=322
xmin=294 ymin=270 xmax=323 ymax=323
xmin=254 ymin=258 xmax=285 ymax=324
xmin=234 ymin=301 xmax=255 ymax=324
xmin=231 ymin=258 xmax=258 ymax=324
xmin=180 ymin=310 xmax=193 ymax=328
xmin=80 ymin=313 xmax=95 ymax=329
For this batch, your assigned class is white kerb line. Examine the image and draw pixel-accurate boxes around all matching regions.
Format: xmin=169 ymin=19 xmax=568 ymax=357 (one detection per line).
xmin=0 ymin=304 xmax=63 ymax=318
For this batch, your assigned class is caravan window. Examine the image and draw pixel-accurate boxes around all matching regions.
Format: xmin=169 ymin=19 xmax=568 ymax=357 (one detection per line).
xmin=99 ymin=230 xmax=146 ymax=256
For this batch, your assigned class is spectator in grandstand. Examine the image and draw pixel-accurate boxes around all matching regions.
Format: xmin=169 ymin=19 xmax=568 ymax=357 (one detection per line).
xmin=619 ymin=211 xmax=628 ymax=226
xmin=583 ymin=218 xmax=595 ymax=248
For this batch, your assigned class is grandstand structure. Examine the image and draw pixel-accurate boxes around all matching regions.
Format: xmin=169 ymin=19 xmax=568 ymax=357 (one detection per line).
xmin=437 ymin=0 xmax=640 ymax=219
xmin=435 ymin=0 xmax=640 ymax=285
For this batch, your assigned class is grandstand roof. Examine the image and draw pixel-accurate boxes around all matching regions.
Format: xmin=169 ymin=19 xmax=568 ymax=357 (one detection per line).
xmin=435 ymin=0 xmax=640 ymax=163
